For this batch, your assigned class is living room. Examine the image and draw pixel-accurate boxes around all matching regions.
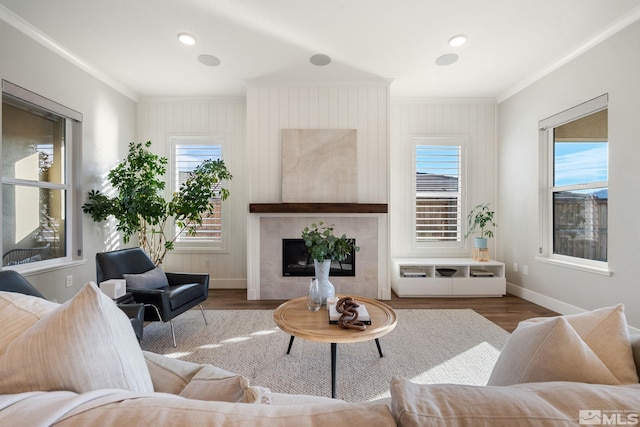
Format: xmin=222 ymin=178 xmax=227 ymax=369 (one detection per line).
xmin=1 ymin=1 xmax=639 ymax=330
xmin=2 ymin=2 xmax=640 ymax=424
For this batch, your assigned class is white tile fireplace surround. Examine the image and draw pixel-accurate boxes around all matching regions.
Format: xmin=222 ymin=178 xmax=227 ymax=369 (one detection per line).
xmin=247 ymin=211 xmax=390 ymax=300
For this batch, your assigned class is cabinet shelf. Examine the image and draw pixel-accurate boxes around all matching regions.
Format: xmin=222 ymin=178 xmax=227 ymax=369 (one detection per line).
xmin=391 ymin=258 xmax=506 ymax=297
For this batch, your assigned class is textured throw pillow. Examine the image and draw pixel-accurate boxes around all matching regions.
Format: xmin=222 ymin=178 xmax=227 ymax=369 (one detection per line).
xmin=143 ymin=350 xmax=271 ymax=404
xmin=488 ymin=304 xmax=638 ymax=386
xmin=0 ymin=282 xmax=154 ymax=394
xmin=124 ymin=267 xmax=169 ymax=289
xmin=0 ymin=291 xmax=59 ymax=352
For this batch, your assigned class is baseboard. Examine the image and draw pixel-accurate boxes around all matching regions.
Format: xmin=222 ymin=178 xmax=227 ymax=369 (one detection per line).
xmin=209 ymin=279 xmax=246 ymax=289
xmin=507 ymin=282 xmax=640 ymax=334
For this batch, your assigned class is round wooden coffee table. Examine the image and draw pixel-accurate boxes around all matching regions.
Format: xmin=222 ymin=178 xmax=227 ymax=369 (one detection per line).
xmin=273 ymin=295 xmax=397 ymax=398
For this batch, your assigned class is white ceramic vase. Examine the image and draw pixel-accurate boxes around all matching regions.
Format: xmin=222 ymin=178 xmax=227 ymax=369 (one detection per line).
xmin=313 ymin=259 xmax=335 ymax=304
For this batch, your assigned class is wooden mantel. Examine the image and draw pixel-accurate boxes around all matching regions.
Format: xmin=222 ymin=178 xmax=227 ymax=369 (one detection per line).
xmin=249 ymin=203 xmax=388 ymax=214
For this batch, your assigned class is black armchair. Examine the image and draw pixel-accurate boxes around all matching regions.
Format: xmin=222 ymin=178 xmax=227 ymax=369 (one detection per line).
xmin=96 ymin=247 xmax=209 ymax=347
xmin=0 ymin=269 xmax=145 ymax=342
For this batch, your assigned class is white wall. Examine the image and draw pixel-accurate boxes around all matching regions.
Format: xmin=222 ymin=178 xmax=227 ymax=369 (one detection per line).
xmin=246 ymin=82 xmax=390 ymax=203
xmin=137 ymin=97 xmax=247 ymax=288
xmin=390 ymin=99 xmax=497 ymax=258
xmin=0 ymin=20 xmax=137 ymax=302
xmin=497 ymin=20 xmax=640 ymax=327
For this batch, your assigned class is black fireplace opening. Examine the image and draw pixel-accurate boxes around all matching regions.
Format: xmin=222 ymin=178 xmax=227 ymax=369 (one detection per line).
xmin=282 ymin=238 xmax=356 ymax=277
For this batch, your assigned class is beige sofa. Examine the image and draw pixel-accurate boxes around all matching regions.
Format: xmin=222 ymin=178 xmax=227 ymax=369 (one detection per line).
xmin=1 ymin=282 xmax=639 ymax=426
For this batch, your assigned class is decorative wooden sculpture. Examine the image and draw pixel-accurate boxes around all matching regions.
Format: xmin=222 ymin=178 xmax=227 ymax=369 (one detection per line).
xmin=336 ymin=297 xmax=367 ymax=331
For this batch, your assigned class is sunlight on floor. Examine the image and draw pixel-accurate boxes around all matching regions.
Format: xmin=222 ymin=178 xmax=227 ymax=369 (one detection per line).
xmin=410 ymin=342 xmax=501 ymax=385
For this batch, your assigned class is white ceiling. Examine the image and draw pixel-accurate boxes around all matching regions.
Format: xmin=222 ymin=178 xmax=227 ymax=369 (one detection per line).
xmin=1 ymin=0 xmax=639 ymax=101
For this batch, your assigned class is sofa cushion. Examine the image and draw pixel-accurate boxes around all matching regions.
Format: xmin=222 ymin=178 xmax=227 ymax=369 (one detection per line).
xmin=0 ymin=282 xmax=154 ymax=394
xmin=0 ymin=291 xmax=58 ymax=352
xmin=488 ymin=304 xmax=638 ymax=386
xmin=390 ymin=376 xmax=640 ymax=427
xmin=124 ymin=266 xmax=169 ymax=289
xmin=143 ymin=350 xmax=271 ymax=404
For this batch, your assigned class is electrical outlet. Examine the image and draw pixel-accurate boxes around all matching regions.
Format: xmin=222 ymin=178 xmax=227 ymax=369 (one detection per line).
xmin=65 ymin=275 xmax=73 ymax=288
xmin=513 ymin=263 xmax=518 ymax=272
xmin=523 ymin=265 xmax=529 ymax=275
xmin=204 ymin=259 xmax=211 ymax=268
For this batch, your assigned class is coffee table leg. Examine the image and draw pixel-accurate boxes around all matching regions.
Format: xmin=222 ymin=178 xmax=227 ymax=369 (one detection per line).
xmin=286 ymin=336 xmax=295 ymax=354
xmin=375 ymin=338 xmax=384 ymax=357
xmin=331 ymin=343 xmax=337 ymax=398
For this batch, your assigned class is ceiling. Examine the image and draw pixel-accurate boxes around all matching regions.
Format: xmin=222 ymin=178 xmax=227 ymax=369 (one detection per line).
xmin=1 ymin=0 xmax=639 ymax=101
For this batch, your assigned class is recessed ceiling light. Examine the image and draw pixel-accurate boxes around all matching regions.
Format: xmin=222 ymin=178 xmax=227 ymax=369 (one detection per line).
xmin=435 ymin=54 xmax=459 ymax=66
xmin=178 ymin=32 xmax=196 ymax=46
xmin=448 ymin=34 xmax=467 ymax=47
xmin=198 ymin=54 xmax=221 ymax=67
xmin=310 ymin=53 xmax=331 ymax=66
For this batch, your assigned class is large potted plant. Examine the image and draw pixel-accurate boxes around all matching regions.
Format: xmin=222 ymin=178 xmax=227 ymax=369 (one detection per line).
xmin=301 ymin=221 xmax=359 ymax=303
xmin=465 ymin=203 xmax=496 ymax=257
xmin=82 ymin=141 xmax=232 ymax=266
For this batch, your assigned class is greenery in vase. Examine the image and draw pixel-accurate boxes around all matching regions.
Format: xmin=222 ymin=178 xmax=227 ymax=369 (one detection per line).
xmin=82 ymin=141 xmax=232 ymax=265
xmin=301 ymin=221 xmax=360 ymax=262
xmin=465 ymin=203 xmax=496 ymax=239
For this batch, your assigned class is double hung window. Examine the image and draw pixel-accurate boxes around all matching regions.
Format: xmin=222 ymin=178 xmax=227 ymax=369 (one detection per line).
xmin=1 ymin=81 xmax=81 ymax=268
xmin=539 ymin=94 xmax=608 ymax=270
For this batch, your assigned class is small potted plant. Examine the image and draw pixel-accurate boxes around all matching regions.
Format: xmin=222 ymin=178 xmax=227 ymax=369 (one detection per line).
xmin=465 ymin=203 xmax=496 ymax=251
xmin=301 ymin=221 xmax=359 ymax=303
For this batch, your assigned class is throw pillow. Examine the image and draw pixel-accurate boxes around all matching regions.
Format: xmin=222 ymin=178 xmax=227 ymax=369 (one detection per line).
xmin=0 ymin=291 xmax=59 ymax=352
xmin=143 ymin=350 xmax=271 ymax=404
xmin=124 ymin=267 xmax=169 ymax=289
xmin=0 ymin=282 xmax=154 ymax=394
xmin=488 ymin=304 xmax=638 ymax=386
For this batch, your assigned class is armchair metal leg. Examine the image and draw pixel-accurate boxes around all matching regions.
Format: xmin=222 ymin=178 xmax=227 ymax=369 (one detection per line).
xmin=199 ymin=304 xmax=208 ymax=325
xmin=169 ymin=320 xmax=176 ymax=348
xmin=145 ymin=303 xmax=177 ymax=348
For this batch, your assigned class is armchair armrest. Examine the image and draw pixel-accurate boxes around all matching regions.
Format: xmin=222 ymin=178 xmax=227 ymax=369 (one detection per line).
xmin=126 ymin=287 xmax=171 ymax=321
xmin=165 ymin=272 xmax=209 ymax=287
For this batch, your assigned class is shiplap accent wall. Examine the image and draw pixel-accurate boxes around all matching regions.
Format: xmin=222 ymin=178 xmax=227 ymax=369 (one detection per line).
xmin=246 ymin=82 xmax=390 ymax=203
xmin=390 ymin=98 xmax=497 ymax=258
xmin=137 ymin=97 xmax=247 ymax=288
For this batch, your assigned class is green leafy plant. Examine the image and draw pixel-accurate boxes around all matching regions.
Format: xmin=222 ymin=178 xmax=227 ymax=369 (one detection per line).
xmin=82 ymin=141 xmax=232 ymax=265
xmin=301 ymin=221 xmax=360 ymax=262
xmin=465 ymin=203 xmax=496 ymax=239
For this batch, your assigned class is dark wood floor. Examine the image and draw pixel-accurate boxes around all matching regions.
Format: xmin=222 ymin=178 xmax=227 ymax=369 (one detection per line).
xmin=203 ymin=289 xmax=558 ymax=333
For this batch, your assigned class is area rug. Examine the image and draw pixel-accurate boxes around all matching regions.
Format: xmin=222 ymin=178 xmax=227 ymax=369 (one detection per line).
xmin=140 ymin=309 xmax=509 ymax=403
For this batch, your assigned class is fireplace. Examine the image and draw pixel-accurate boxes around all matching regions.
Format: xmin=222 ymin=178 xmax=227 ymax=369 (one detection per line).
xmin=282 ymin=239 xmax=356 ymax=277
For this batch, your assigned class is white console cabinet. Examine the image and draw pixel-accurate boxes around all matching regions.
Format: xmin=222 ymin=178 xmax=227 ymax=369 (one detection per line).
xmin=391 ymin=258 xmax=506 ymax=297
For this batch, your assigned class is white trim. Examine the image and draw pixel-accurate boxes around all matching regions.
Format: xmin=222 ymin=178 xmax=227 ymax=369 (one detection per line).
xmin=534 ymin=256 xmax=611 ymax=276
xmin=498 ymin=7 xmax=640 ymax=103
xmin=507 ymin=281 xmax=639 ymax=333
xmin=538 ymin=94 xmax=608 ymax=130
xmin=0 ymin=5 xmax=138 ymax=102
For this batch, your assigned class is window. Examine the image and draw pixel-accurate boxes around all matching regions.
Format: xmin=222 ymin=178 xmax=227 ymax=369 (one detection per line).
xmin=539 ymin=94 xmax=608 ymax=270
xmin=171 ymin=136 xmax=227 ymax=250
xmin=414 ymin=140 xmax=463 ymax=245
xmin=1 ymin=81 xmax=82 ymax=268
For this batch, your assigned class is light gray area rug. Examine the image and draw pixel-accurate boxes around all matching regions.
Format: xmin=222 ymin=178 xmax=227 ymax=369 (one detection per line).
xmin=141 ymin=309 xmax=509 ymax=402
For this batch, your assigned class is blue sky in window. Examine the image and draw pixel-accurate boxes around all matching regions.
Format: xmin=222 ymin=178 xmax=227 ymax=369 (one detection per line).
xmin=554 ymin=142 xmax=608 ymax=186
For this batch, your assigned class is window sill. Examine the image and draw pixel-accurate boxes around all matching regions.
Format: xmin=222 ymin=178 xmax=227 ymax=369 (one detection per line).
xmin=534 ymin=256 xmax=611 ymax=276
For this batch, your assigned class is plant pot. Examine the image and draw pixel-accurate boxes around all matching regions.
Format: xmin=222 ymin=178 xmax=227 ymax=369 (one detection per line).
xmin=474 ymin=237 xmax=488 ymax=249
xmin=313 ymin=259 xmax=335 ymax=304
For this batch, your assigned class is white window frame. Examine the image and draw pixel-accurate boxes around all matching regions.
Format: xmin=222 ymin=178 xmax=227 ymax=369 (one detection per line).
xmin=411 ymin=135 xmax=467 ymax=253
xmin=169 ymin=135 xmax=230 ymax=253
xmin=537 ymin=94 xmax=610 ymax=275
xmin=1 ymin=80 xmax=83 ymax=273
